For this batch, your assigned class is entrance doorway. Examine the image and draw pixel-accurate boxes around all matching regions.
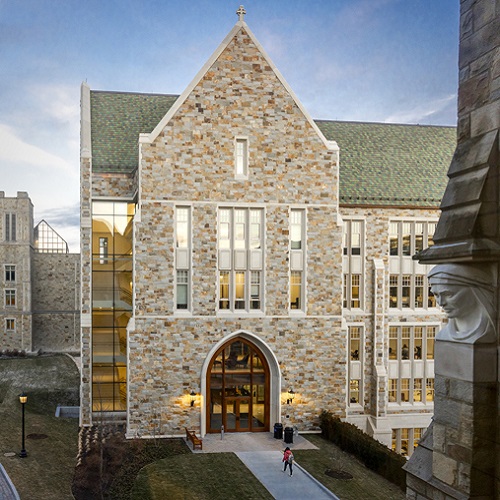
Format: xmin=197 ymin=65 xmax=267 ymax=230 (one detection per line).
xmin=207 ymin=338 xmax=270 ymax=433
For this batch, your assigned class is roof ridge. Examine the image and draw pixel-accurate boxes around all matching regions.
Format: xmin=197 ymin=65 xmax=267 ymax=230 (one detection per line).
xmin=90 ymin=90 xmax=180 ymax=98
xmin=315 ymin=118 xmax=456 ymax=129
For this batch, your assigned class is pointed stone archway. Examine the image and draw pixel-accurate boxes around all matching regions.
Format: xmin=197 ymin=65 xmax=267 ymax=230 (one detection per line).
xmin=200 ymin=331 xmax=281 ymax=437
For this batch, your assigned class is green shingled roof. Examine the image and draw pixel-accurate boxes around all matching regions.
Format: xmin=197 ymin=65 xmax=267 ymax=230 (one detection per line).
xmin=316 ymin=120 xmax=456 ymax=207
xmin=89 ymin=91 xmax=456 ymax=207
xmin=91 ymin=91 xmax=178 ymax=171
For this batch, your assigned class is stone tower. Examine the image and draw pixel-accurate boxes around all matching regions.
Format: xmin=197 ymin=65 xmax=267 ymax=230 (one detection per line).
xmin=405 ymin=0 xmax=500 ymax=498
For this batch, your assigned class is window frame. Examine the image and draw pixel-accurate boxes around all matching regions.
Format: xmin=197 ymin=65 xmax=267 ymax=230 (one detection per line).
xmin=348 ymin=325 xmax=363 ymax=406
xmin=5 ymin=265 xmax=16 ymax=283
xmin=175 ymin=206 xmax=192 ymax=312
xmin=234 ymin=137 xmax=249 ymax=179
xmin=388 ymin=324 xmax=436 ymax=406
xmin=217 ymin=207 xmax=264 ymax=313
xmin=5 ymin=289 xmax=16 ymax=307
xmin=342 ymin=219 xmax=364 ymax=310
xmin=5 ymin=213 xmax=16 ymax=242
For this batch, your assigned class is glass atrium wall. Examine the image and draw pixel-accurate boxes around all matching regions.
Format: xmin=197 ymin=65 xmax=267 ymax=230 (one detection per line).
xmin=34 ymin=220 xmax=69 ymax=253
xmin=91 ymin=201 xmax=134 ymax=411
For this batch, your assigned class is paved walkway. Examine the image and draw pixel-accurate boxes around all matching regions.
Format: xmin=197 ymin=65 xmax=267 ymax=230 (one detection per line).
xmin=189 ymin=432 xmax=339 ymax=499
xmin=0 ymin=463 xmax=20 ymax=500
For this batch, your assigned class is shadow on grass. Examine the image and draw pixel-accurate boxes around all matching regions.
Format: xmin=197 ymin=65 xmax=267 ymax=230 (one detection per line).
xmin=131 ymin=453 xmax=273 ymax=500
xmin=293 ymin=435 xmax=405 ymax=500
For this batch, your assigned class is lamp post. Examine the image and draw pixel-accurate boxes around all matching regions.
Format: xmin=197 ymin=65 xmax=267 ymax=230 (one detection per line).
xmin=19 ymin=392 xmax=28 ymax=458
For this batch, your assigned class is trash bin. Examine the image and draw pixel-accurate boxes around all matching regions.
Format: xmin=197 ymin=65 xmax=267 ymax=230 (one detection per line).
xmin=273 ymin=423 xmax=283 ymax=439
xmin=284 ymin=426 xmax=294 ymax=444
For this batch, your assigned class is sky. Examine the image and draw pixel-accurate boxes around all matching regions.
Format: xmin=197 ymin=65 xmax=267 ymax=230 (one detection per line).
xmin=0 ymin=0 xmax=459 ymax=252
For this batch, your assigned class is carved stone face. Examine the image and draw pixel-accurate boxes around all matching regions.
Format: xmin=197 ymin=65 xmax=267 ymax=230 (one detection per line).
xmin=429 ymin=283 xmax=476 ymax=319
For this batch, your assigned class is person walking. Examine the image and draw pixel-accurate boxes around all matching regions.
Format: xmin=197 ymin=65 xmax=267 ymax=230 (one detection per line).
xmin=282 ymin=446 xmax=294 ymax=476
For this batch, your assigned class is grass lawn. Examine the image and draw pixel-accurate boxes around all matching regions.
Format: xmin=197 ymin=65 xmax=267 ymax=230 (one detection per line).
xmin=293 ymin=434 xmax=405 ymax=500
xmin=131 ymin=453 xmax=273 ymax=499
xmin=129 ymin=434 xmax=405 ymax=500
xmin=0 ymin=355 xmax=80 ymax=500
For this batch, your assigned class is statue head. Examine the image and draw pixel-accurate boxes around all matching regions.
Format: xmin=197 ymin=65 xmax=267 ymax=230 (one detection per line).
xmin=428 ymin=263 xmax=497 ymax=344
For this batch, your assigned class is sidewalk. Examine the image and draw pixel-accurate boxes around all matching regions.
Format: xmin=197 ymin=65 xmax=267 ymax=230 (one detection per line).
xmin=236 ymin=450 xmax=339 ymax=500
xmin=190 ymin=432 xmax=339 ymax=499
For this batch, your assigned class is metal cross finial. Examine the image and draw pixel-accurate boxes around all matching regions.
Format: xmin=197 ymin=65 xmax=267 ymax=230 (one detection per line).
xmin=236 ymin=5 xmax=246 ymax=21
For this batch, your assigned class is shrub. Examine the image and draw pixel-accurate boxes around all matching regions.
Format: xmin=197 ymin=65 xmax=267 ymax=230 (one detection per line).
xmin=320 ymin=410 xmax=407 ymax=491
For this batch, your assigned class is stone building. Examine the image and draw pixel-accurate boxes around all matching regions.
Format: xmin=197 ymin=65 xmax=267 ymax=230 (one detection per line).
xmin=0 ymin=191 xmax=80 ymax=353
xmin=79 ymin=8 xmax=456 ymax=454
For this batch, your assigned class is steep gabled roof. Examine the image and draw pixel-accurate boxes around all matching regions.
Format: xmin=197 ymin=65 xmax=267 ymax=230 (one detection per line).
xmin=317 ymin=120 xmax=456 ymax=207
xmin=90 ymin=91 xmax=178 ymax=171
xmin=89 ymin=89 xmax=456 ymax=207
xmin=143 ymin=20 xmax=336 ymax=154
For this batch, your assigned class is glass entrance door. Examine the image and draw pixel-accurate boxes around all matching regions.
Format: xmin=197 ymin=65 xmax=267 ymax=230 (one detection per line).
xmin=207 ymin=338 xmax=270 ymax=432
xmin=225 ymin=398 xmax=250 ymax=431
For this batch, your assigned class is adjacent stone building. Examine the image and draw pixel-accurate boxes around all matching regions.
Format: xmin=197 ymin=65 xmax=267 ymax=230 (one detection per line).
xmin=0 ymin=191 xmax=80 ymax=353
xmin=80 ymin=9 xmax=456 ymax=453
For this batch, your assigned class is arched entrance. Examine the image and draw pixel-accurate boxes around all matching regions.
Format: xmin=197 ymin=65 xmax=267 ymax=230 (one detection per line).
xmin=206 ymin=337 xmax=270 ymax=433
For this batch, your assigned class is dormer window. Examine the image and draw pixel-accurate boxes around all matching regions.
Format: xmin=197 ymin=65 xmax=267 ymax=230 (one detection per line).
xmin=235 ymin=137 xmax=248 ymax=178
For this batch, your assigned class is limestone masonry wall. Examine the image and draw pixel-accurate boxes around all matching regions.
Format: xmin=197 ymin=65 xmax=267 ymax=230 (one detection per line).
xmin=32 ymin=253 xmax=80 ymax=352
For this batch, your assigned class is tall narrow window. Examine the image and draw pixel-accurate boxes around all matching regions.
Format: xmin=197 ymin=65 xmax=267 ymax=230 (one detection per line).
xmin=351 ymin=275 xmax=360 ymax=308
xmin=175 ymin=207 xmax=191 ymax=311
xmin=426 ymin=379 xmax=435 ymax=402
xmin=401 ymin=275 xmax=411 ymax=308
xmin=415 ymin=275 xmax=424 ymax=308
xmin=250 ymin=271 xmax=261 ymax=310
xmin=348 ymin=326 xmax=363 ymax=405
xmin=290 ymin=271 xmax=302 ymax=309
xmin=389 ymin=275 xmax=398 ymax=308
xmin=290 ymin=210 xmax=303 ymax=250
xmin=351 ymin=221 xmax=361 ymax=255
xmin=176 ymin=270 xmax=189 ymax=309
xmin=389 ymin=222 xmax=399 ymax=255
xmin=219 ymin=271 xmax=230 ymax=310
xmin=217 ymin=208 xmax=263 ymax=312
xmin=235 ymin=138 xmax=248 ymax=177
xmin=290 ymin=209 xmax=305 ymax=311
xmin=6 ymin=318 xmax=15 ymax=331
xmin=343 ymin=219 xmax=364 ymax=309
xmin=5 ymin=265 xmax=15 ymax=282
xmin=5 ymin=213 xmax=16 ymax=242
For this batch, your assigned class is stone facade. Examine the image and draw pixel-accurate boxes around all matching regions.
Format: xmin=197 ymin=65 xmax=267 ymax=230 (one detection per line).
xmin=0 ymin=192 xmax=33 ymax=351
xmin=80 ymin=14 xmax=452 ymax=452
xmin=31 ymin=253 xmax=80 ymax=352
xmin=0 ymin=191 xmax=79 ymax=353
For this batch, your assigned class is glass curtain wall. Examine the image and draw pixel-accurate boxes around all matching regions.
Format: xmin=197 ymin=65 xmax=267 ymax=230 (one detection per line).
xmin=91 ymin=201 xmax=134 ymax=411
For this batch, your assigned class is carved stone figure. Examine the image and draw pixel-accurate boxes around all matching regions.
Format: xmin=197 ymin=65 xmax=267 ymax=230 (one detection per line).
xmin=428 ymin=263 xmax=497 ymax=344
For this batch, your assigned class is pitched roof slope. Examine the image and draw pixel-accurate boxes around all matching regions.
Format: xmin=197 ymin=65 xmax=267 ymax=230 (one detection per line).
xmin=90 ymin=91 xmax=178 ymax=171
xmin=317 ymin=120 xmax=456 ymax=207
xmin=89 ymin=91 xmax=456 ymax=207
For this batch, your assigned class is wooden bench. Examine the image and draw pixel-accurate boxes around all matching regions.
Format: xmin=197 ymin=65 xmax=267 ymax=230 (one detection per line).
xmin=185 ymin=427 xmax=203 ymax=450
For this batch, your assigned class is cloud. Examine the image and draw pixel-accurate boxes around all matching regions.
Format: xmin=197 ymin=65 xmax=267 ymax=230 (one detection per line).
xmin=0 ymin=123 xmax=76 ymax=175
xmin=28 ymin=83 xmax=80 ymax=128
xmin=338 ymin=0 xmax=399 ymax=29
xmin=384 ymin=93 xmax=457 ymax=124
